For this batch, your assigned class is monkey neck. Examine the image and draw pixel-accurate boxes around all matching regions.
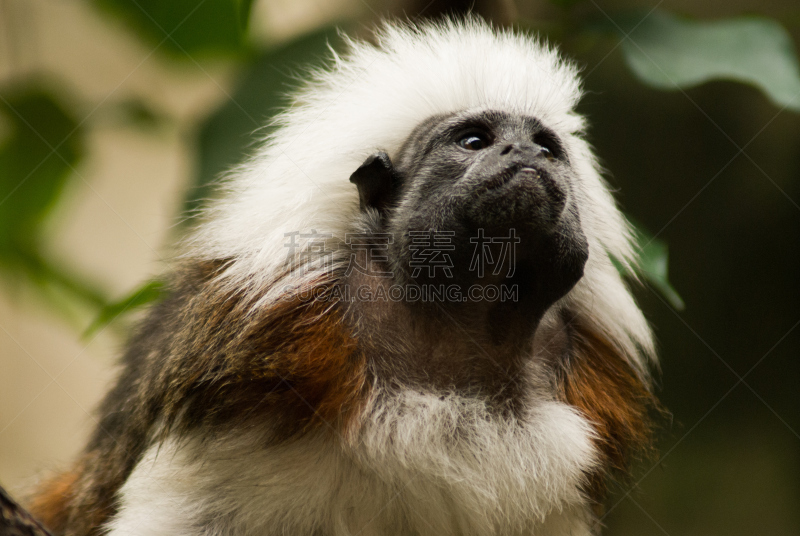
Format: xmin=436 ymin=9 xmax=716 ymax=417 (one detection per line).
xmin=342 ymin=269 xmax=561 ymax=411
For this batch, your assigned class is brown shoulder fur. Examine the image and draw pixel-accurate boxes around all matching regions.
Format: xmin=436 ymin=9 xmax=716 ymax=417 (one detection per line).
xmin=25 ymin=470 xmax=79 ymax=534
xmin=554 ymin=316 xmax=657 ymax=511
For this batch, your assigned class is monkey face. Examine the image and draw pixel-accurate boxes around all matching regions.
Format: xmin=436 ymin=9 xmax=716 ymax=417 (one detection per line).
xmin=350 ymin=110 xmax=589 ymax=323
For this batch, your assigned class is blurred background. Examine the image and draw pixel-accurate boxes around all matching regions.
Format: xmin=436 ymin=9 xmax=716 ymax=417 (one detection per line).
xmin=0 ymin=0 xmax=798 ymax=534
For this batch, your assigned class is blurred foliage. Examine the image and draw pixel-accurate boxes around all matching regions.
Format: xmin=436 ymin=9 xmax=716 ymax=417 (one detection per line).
xmin=598 ymin=10 xmax=800 ymax=111
xmin=0 ymin=89 xmax=81 ymax=250
xmin=1 ymin=1 xmax=798 ymax=332
xmin=612 ymin=223 xmax=685 ymax=311
xmin=83 ymin=279 xmax=165 ymax=338
xmin=632 ymin=228 xmax=685 ymax=311
xmin=107 ymin=98 xmax=170 ymax=130
xmin=0 ymin=87 xmax=108 ymax=327
xmin=93 ymin=0 xmax=253 ymax=58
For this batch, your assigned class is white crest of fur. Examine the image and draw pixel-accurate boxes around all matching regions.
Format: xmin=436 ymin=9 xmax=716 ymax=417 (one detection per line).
xmin=107 ymin=390 xmax=597 ymax=536
xmin=187 ymin=18 xmax=653 ymax=371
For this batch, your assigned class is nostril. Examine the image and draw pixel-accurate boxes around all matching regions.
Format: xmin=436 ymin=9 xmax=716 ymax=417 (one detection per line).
xmin=500 ymin=144 xmax=514 ymax=156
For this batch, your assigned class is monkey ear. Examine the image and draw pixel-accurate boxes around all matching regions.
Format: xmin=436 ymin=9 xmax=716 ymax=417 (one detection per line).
xmin=349 ymin=151 xmax=399 ymax=212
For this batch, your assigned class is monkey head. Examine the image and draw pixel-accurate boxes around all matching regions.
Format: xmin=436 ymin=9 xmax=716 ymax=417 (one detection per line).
xmin=350 ymin=109 xmax=589 ymax=329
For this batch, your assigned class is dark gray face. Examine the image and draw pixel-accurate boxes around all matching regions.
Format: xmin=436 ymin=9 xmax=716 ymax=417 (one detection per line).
xmin=349 ymin=109 xmax=588 ymax=326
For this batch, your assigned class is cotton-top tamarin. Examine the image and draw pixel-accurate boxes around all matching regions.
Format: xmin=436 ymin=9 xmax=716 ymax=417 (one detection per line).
xmin=25 ymin=18 xmax=657 ymax=536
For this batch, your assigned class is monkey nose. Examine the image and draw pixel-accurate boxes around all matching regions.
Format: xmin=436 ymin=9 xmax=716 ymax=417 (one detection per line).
xmin=499 ymin=143 xmax=521 ymax=156
xmin=498 ymin=142 xmax=548 ymax=161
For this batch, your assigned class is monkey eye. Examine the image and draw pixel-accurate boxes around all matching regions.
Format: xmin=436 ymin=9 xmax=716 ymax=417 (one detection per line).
xmin=458 ymin=133 xmax=490 ymax=151
xmin=534 ymin=132 xmax=561 ymax=160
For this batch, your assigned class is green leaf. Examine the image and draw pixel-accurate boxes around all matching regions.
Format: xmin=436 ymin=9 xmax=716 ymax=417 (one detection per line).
xmin=186 ymin=26 xmax=343 ymax=216
xmin=610 ymin=10 xmax=800 ymax=111
xmin=235 ymin=0 xmax=255 ymax=30
xmin=110 ymin=98 xmax=170 ymax=130
xmin=0 ymin=87 xmax=83 ymax=251
xmin=0 ymin=86 xmax=113 ymax=327
xmin=0 ymin=247 xmax=111 ymax=332
xmin=614 ymin=220 xmax=685 ymax=310
xmin=84 ymin=279 xmax=166 ymax=338
xmin=93 ymin=0 xmax=250 ymax=58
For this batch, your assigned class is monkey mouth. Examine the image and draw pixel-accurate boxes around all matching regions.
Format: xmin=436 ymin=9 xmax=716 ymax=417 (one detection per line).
xmin=482 ymin=166 xmax=541 ymax=192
